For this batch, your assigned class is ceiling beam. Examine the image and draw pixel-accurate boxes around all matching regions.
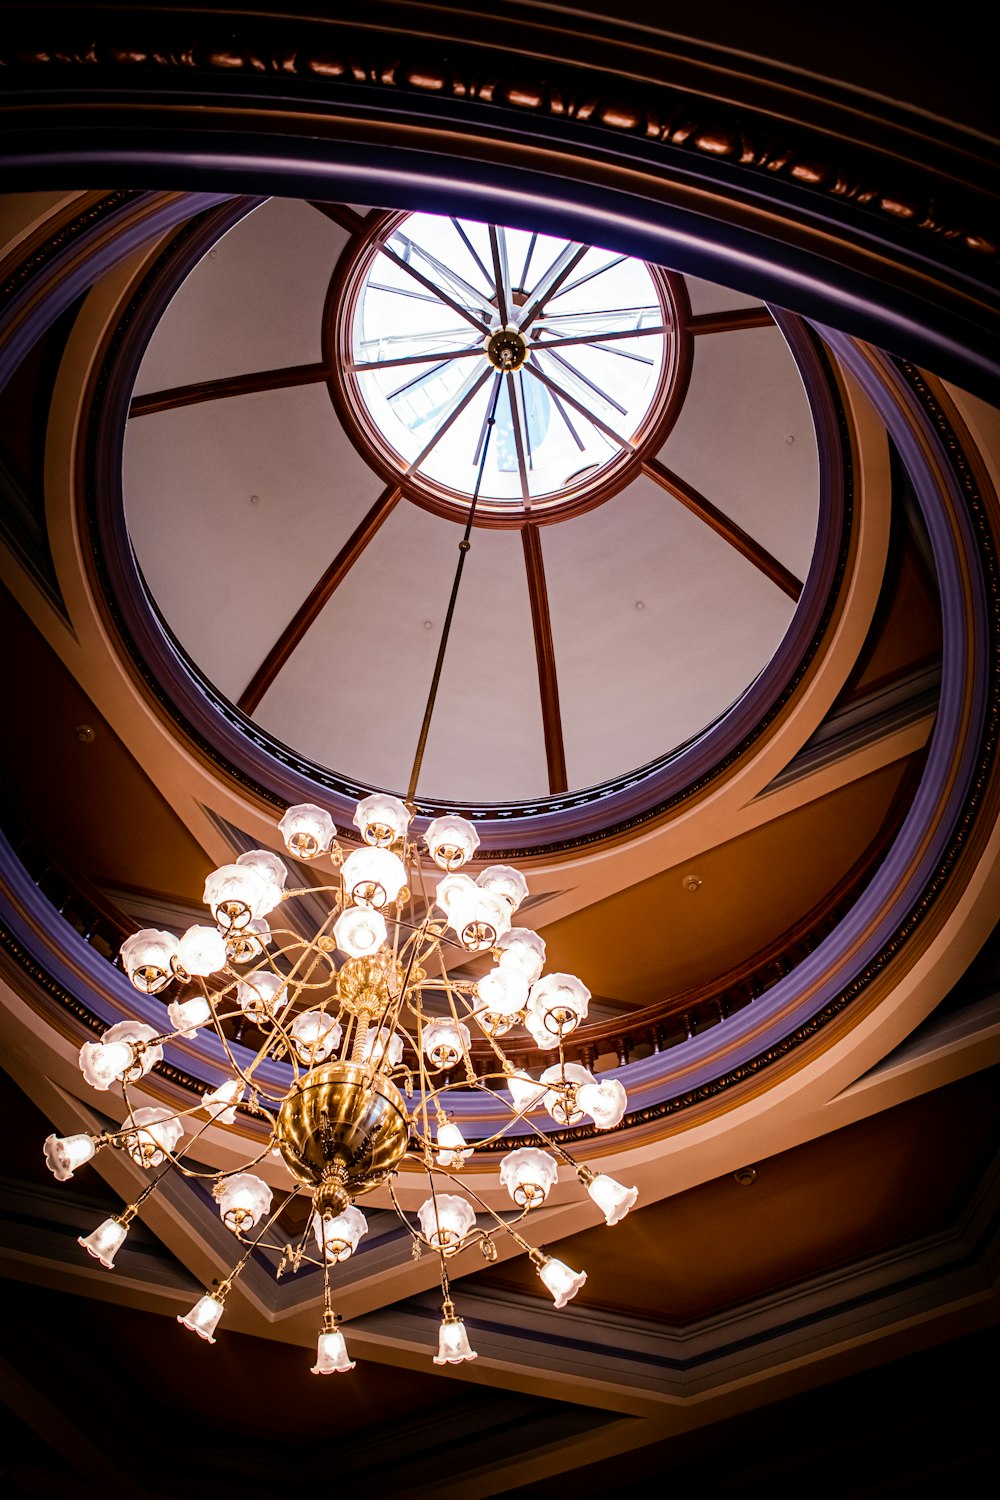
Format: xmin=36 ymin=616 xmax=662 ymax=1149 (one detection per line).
xmin=641 ymin=456 xmax=802 ymax=600
xmin=238 ymin=484 xmax=401 ymax=715
xmin=688 ymin=307 xmax=774 ymax=336
xmin=522 ymin=525 xmax=568 ymax=794
xmin=128 ymin=362 xmax=332 ymax=418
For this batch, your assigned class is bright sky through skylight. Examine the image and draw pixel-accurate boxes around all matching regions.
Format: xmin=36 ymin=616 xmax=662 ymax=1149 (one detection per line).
xmin=350 ymin=214 xmax=667 ymax=506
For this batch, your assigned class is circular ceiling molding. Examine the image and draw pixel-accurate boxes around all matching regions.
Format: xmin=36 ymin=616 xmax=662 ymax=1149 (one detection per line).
xmin=332 ymin=210 xmax=679 ymax=522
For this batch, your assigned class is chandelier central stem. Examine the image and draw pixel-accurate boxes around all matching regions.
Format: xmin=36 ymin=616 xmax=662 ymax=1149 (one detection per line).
xmin=405 ymin=373 xmax=504 ymax=806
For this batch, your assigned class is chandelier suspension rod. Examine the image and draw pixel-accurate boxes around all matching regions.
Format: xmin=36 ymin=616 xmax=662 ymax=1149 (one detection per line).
xmin=405 ymin=373 xmax=503 ymax=806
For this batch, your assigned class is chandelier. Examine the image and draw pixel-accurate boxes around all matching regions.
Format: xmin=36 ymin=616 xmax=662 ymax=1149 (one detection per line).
xmin=42 ymin=256 xmax=640 ymax=1378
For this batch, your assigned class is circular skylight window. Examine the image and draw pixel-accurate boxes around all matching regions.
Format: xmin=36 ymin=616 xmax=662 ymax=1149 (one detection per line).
xmin=338 ymin=212 xmax=677 ymax=517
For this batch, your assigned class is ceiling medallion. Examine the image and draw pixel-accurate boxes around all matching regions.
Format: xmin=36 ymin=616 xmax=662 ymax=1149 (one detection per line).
xmin=334 ymin=210 xmax=679 ymax=520
xmin=44 ymin=391 xmax=637 ymax=1374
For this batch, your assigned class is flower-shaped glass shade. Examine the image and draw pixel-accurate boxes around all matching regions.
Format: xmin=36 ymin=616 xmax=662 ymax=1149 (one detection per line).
xmin=333 ymin=905 xmax=387 ymax=958
xmin=177 ymin=925 xmax=228 ymax=977
xmin=424 ymin=814 xmax=479 ymax=869
xmin=435 ymin=872 xmax=477 ymax=927
xmin=540 ymin=1062 xmax=596 ymax=1126
xmin=576 ymin=1079 xmax=629 ymax=1131
xmin=417 ymin=1194 xmax=476 ymax=1250
xmin=354 ymin=793 xmax=411 ymax=847
xmin=438 ymin=877 xmax=511 ymax=950
xmin=476 ymin=864 xmax=529 ymax=912
xmin=522 ymin=1006 xmax=562 ymax=1051
xmin=235 ymin=850 xmax=288 ymax=916
xmin=341 ymin=846 xmax=406 ymax=909
xmin=495 ymin=927 xmax=546 ymax=983
xmin=202 ymin=1078 xmax=243 ymax=1124
xmin=422 ymin=1018 xmax=471 ymax=1070
xmin=178 ymin=1293 xmax=224 ymax=1343
xmin=279 ymin=803 xmax=336 ymax=860
xmin=311 ymin=1328 xmax=355 ymax=1373
xmin=537 ymin=1256 xmax=587 ymax=1308
xmin=167 ymin=994 xmax=213 ymax=1039
xmin=288 ymin=1010 xmax=343 ymax=1064
xmin=236 ymin=970 xmax=286 ymax=1025
xmin=78 ymin=1216 xmax=127 ymax=1269
xmin=120 ymin=929 xmax=179 ymax=993
xmin=311 ymin=1205 xmax=368 ymax=1262
xmin=475 ymin=965 xmax=529 ymax=1020
xmin=434 ymin=1316 xmax=477 ymax=1365
xmin=507 ymin=1072 xmax=547 ymax=1114
xmin=586 ymin=1173 xmax=638 ymax=1225
xmin=362 ymin=1029 xmax=404 ymax=1069
xmin=204 ymin=864 xmax=267 ymax=930
xmin=79 ymin=1021 xmax=162 ymax=1091
xmin=527 ymin=973 xmax=591 ymax=1038
xmin=215 ymin=1172 xmax=273 ymax=1232
xmin=499 ymin=1147 xmax=559 ymax=1208
xmin=43 ymin=1132 xmax=96 ymax=1182
xmin=124 ymin=1107 xmax=183 ymax=1167
xmin=435 ymin=1120 xmax=472 ymax=1167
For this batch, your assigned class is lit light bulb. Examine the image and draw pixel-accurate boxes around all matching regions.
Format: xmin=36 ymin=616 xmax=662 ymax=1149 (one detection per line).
xmin=204 ymin=863 xmax=268 ymax=929
xmin=341 ymin=846 xmax=406 ymax=909
xmin=202 ymin=1078 xmax=243 ymax=1125
xmin=495 ymin=927 xmax=546 ymax=983
xmin=311 ymin=1205 xmax=368 ymax=1262
xmin=176 ymin=924 xmax=228 ymax=977
xmin=422 ymin=1018 xmax=471 ymax=1070
xmin=235 ymin=849 xmax=288 ymax=916
xmin=417 ymin=1194 xmax=476 ymax=1250
xmin=124 ymin=1107 xmax=183 ymax=1167
xmin=167 ymin=994 xmax=213 ymax=1039
xmin=475 ymin=864 xmax=529 ymax=912
xmin=576 ymin=1079 xmax=628 ymax=1130
xmin=435 ymin=1120 xmax=472 ymax=1168
xmin=288 ymin=1010 xmax=342 ymax=1064
xmin=236 ymin=969 xmax=285 ymax=1025
xmin=354 ymin=792 xmax=411 ymax=847
xmin=424 ymin=814 xmax=479 ymax=869
xmin=78 ymin=1021 xmax=162 ymax=1091
xmin=215 ymin=1172 xmax=273 ymax=1232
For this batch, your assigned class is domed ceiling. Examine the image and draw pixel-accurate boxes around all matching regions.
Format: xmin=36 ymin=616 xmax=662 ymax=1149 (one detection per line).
xmin=123 ymin=198 xmax=820 ymax=805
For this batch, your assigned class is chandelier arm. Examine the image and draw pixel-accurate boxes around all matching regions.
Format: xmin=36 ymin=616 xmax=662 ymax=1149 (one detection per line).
xmin=405 ymin=372 xmax=503 ymax=806
xmin=216 ymin=1185 xmax=300 ymax=1296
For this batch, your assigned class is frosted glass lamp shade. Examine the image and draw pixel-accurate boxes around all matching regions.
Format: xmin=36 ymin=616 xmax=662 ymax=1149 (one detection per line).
xmin=499 ymin=1147 xmax=559 ymax=1207
xmin=202 ymin=1078 xmax=243 ymax=1124
xmin=79 ymin=1021 xmax=162 ymax=1091
xmin=354 ymin=793 xmax=411 ymax=847
xmin=435 ymin=872 xmax=477 ymax=928
xmin=362 ymin=1029 xmax=404 ymax=1069
xmin=417 ymin=1194 xmax=476 ymax=1250
xmin=311 ymin=1328 xmax=355 ymax=1374
xmin=537 ymin=1255 xmax=587 ymax=1308
xmin=475 ymin=965 xmax=529 ymax=1022
xmin=422 ymin=1018 xmax=471 ymax=1069
xmin=522 ymin=1006 xmax=562 ymax=1052
xmin=176 ymin=925 xmax=228 ymax=977
xmin=167 ymin=994 xmax=213 ymax=1039
xmin=495 ymin=927 xmax=546 ymax=983
xmin=586 ymin=1173 xmax=638 ymax=1225
xmin=333 ymin=905 xmax=387 ymax=958
xmin=434 ymin=1316 xmax=477 ymax=1365
xmin=178 ymin=1293 xmax=224 ymax=1343
xmin=236 ymin=969 xmax=286 ymax=1024
xmin=78 ymin=1216 xmax=128 ymax=1269
xmin=424 ymin=814 xmax=479 ymax=869
xmin=215 ymin=1172 xmax=273 ymax=1232
xmin=507 ymin=1072 xmax=547 ymax=1114
xmin=438 ymin=876 xmax=510 ymax=950
xmin=120 ymin=929 xmax=179 ymax=993
xmin=577 ymin=1079 xmax=629 ymax=1130
xmin=311 ymin=1205 xmax=368 ymax=1262
xmin=44 ymin=1132 xmax=95 ymax=1182
xmin=235 ymin=850 xmax=288 ymax=916
xmin=540 ymin=1062 xmax=596 ymax=1126
xmin=527 ymin=974 xmax=591 ymax=1038
xmin=204 ymin=864 xmax=267 ymax=930
xmin=288 ymin=1010 xmax=342 ymax=1064
xmin=124 ymin=1107 xmax=183 ymax=1167
xmin=476 ymin=864 xmax=529 ymax=912
xmin=435 ymin=1120 xmax=472 ymax=1167
xmin=279 ymin=803 xmax=336 ymax=859
xmin=341 ymin=846 xmax=406 ymax=909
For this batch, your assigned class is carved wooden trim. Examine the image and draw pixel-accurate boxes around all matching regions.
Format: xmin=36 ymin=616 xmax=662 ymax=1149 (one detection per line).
xmin=129 ymin=362 xmax=332 ymax=418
